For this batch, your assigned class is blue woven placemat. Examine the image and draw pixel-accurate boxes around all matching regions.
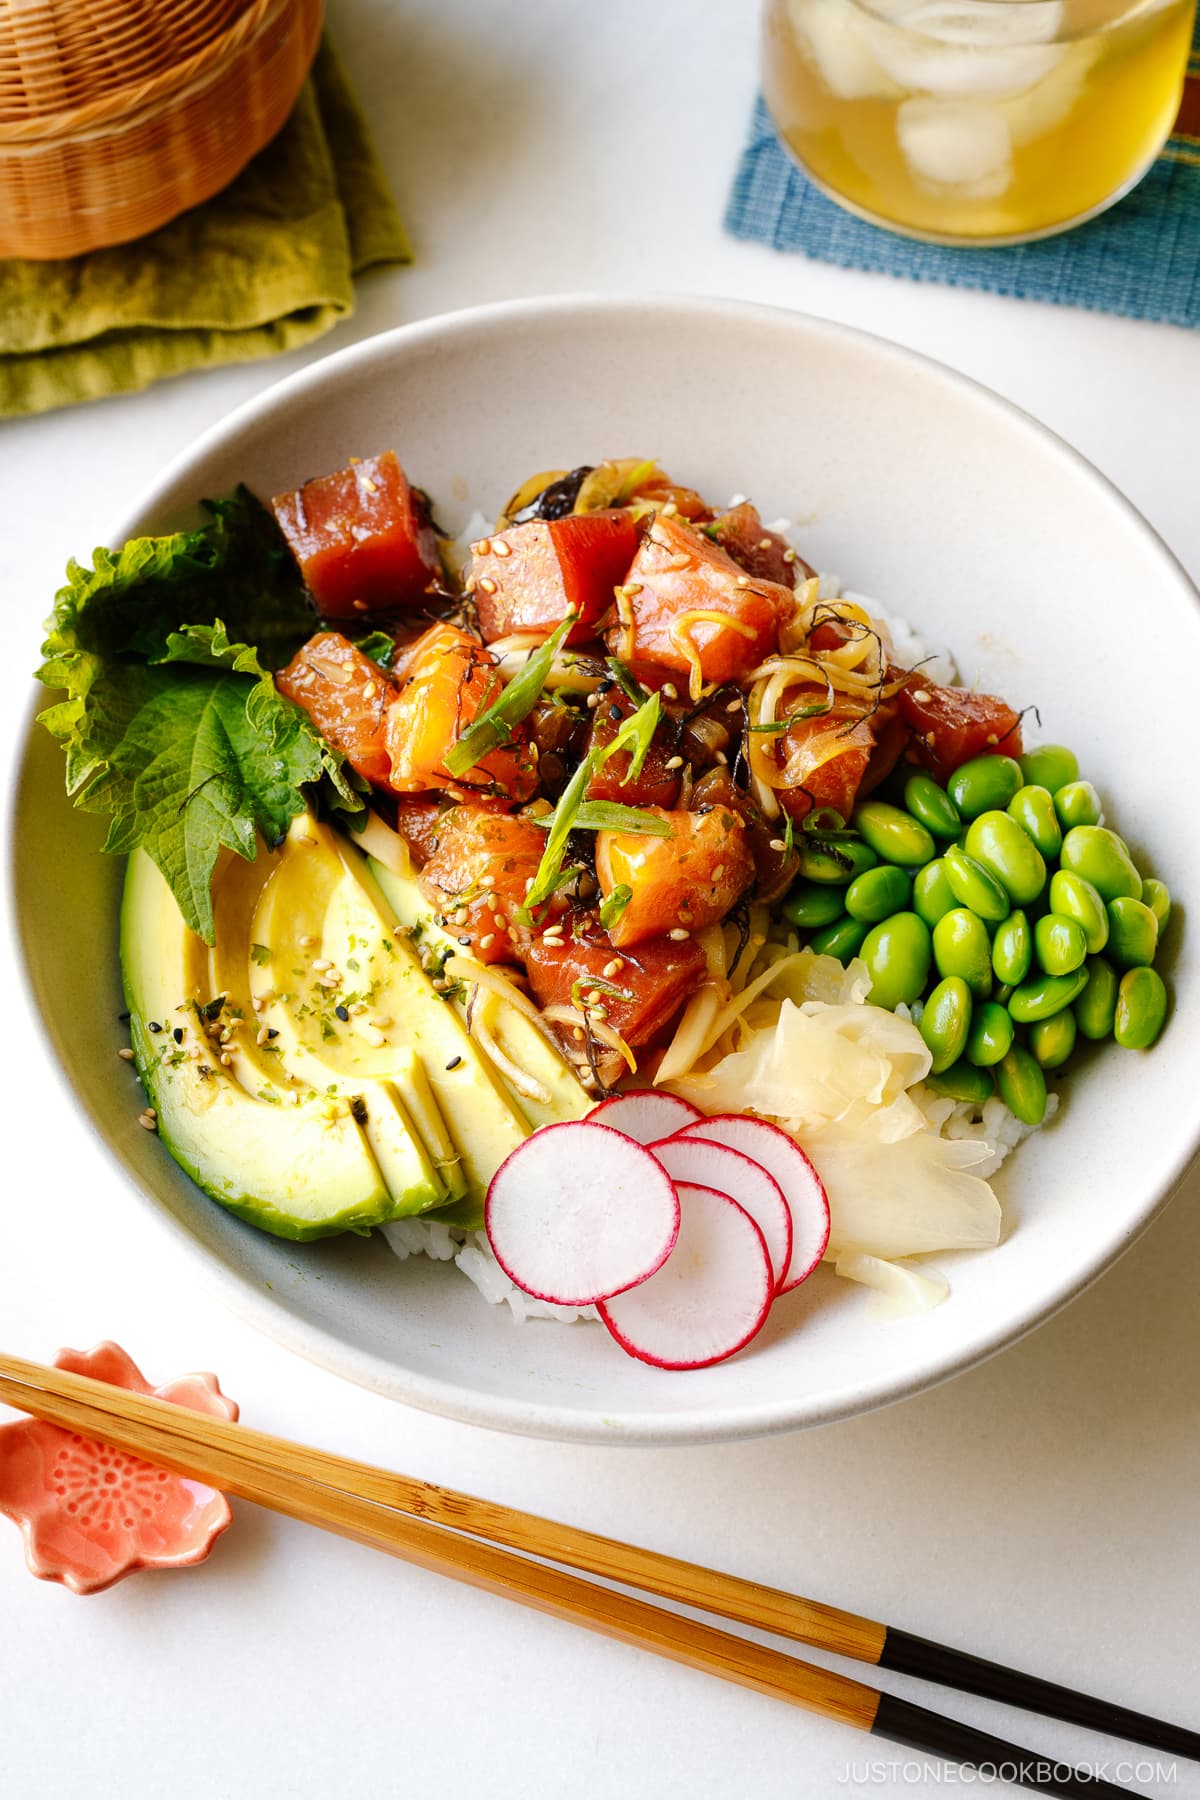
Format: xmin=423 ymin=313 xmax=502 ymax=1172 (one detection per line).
xmin=726 ymin=17 xmax=1200 ymax=328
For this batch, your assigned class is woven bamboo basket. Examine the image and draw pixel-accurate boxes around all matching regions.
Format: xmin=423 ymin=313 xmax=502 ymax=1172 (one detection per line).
xmin=0 ymin=0 xmax=324 ymax=260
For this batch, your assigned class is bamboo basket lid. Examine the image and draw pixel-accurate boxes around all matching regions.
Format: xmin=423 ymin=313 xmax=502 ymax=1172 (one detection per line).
xmin=0 ymin=0 xmax=324 ymax=259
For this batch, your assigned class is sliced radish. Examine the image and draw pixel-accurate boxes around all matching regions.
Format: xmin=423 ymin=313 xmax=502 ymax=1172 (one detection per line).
xmin=587 ymin=1088 xmax=702 ymax=1146
xmin=649 ymin=1134 xmax=792 ymax=1294
xmin=598 ymin=1182 xmax=774 ymax=1370
xmin=485 ymin=1121 xmax=680 ymax=1307
xmin=679 ymin=1115 xmax=830 ymax=1294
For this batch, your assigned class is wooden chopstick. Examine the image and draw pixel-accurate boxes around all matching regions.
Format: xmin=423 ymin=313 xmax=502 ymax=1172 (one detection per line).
xmin=0 ymin=1355 xmax=1172 ymax=1800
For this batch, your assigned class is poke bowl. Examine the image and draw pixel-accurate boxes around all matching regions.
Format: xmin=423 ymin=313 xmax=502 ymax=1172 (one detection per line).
xmin=11 ymin=294 xmax=1200 ymax=1444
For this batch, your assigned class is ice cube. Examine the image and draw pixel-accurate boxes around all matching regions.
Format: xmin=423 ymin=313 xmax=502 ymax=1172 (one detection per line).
xmin=790 ymin=0 xmax=901 ymax=100
xmin=897 ymin=96 xmax=1013 ymax=194
xmin=860 ymin=0 xmax=1065 ymax=98
xmin=1003 ymin=36 xmax=1100 ymax=144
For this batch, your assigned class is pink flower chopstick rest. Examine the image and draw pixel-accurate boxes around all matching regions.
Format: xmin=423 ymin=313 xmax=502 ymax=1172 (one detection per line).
xmin=0 ymin=1341 xmax=237 ymax=1595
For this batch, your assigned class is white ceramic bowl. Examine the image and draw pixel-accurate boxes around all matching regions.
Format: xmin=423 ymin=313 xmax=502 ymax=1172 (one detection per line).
xmin=13 ymin=295 xmax=1200 ymax=1444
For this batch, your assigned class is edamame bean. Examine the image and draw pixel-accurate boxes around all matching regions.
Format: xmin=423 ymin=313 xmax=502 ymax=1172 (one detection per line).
xmin=1019 ymin=744 xmax=1078 ymax=795
xmin=947 ymin=754 xmax=1023 ymax=819
xmin=964 ymin=810 xmax=1047 ymax=906
xmin=1142 ymin=878 xmax=1171 ymax=931
xmin=782 ymin=882 xmax=847 ymax=930
xmin=944 ymin=845 xmax=1010 ymax=922
xmin=1054 ymin=780 xmax=1103 ymax=829
xmin=1047 ymin=870 xmax=1109 ymax=954
xmin=1007 ymin=785 xmax=1062 ymax=860
xmin=796 ymin=836 xmax=879 ymax=885
xmin=1034 ymin=913 xmax=1088 ymax=977
xmin=859 ymin=912 xmax=932 ymax=1010
xmin=926 ymin=1061 xmax=995 ymax=1105
xmin=1114 ymin=967 xmax=1168 ymax=1050
xmin=919 ymin=976 xmax=973 ymax=1073
xmin=1029 ymin=1010 xmax=1076 ymax=1070
xmin=965 ymin=1000 xmax=1014 ymax=1068
xmin=932 ymin=907 xmax=993 ymax=998
xmin=1060 ymin=826 xmax=1142 ymax=902
xmin=1106 ymin=896 xmax=1158 ymax=968
xmin=996 ymin=1044 xmax=1048 ymax=1126
xmin=903 ymin=773 xmax=961 ymax=839
xmin=913 ymin=859 xmax=957 ymax=929
xmin=1008 ymin=967 xmax=1089 ymax=1023
xmin=845 ymin=864 xmax=913 ymax=924
xmin=1073 ymin=956 xmax=1119 ymax=1040
xmin=992 ymin=910 xmax=1032 ymax=985
xmin=853 ymin=801 xmax=936 ymax=869
xmin=809 ymin=916 xmax=870 ymax=963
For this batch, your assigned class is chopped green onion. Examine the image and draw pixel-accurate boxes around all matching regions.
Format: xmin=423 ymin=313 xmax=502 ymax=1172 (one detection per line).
xmin=518 ymin=693 xmax=661 ymax=918
xmin=599 ymin=884 xmax=633 ymax=931
xmin=532 ymin=801 xmax=671 ymax=836
xmin=444 ymin=613 xmax=577 ymax=778
xmin=747 ymin=720 xmax=788 ymax=735
xmin=605 ymin=655 xmax=649 ymax=708
xmin=570 ymin=974 xmax=635 ymax=1007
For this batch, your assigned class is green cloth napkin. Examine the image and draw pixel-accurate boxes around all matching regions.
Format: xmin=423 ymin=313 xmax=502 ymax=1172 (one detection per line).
xmin=0 ymin=39 xmax=409 ymax=419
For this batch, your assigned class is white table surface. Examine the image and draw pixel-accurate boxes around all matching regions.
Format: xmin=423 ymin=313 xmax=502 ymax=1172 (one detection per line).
xmin=3 ymin=2 xmax=1198 ymax=1795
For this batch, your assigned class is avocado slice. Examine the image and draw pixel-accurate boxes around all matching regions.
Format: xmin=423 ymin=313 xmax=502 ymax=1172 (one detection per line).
xmin=366 ymin=856 xmax=593 ymax=1132
xmin=121 ymin=849 xmax=394 ymax=1242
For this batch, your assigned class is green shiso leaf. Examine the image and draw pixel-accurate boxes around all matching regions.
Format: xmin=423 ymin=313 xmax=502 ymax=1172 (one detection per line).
xmin=35 ymin=490 xmax=364 ymax=946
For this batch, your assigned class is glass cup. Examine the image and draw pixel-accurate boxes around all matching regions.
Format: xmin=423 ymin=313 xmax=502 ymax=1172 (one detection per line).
xmin=761 ymin=0 xmax=1198 ymax=243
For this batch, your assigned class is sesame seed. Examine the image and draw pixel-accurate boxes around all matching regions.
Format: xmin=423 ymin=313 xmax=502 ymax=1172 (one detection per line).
xmin=117 ymin=1047 xmax=135 ymax=1061
xmin=661 ymin=501 xmax=678 ymax=518
xmin=173 ymin=1028 xmax=184 ymax=1044
xmin=148 ymin=1020 xmax=162 ymax=1034
xmin=446 ymin=1056 xmax=463 ymax=1071
xmin=572 ymin=1027 xmax=586 ymax=1042
xmin=492 ymin=539 xmax=511 ymax=558
xmin=478 ymin=576 xmax=498 ymax=595
xmin=359 ymin=475 xmax=378 ymax=495
xmin=586 ymin=693 xmax=600 ymax=708
xmin=318 ymin=972 xmax=342 ymax=988
xmin=712 ymin=864 xmax=726 ymax=881
xmin=364 ymin=1025 xmax=386 ymax=1048
xmin=925 ymin=731 xmax=937 ymax=747
xmin=452 ymin=908 xmax=469 ymax=926
xmin=986 ymin=733 xmax=999 ymax=746
xmin=586 ymin=989 xmax=603 ymax=1005
xmin=137 ymin=1113 xmax=157 ymax=1132
xmin=736 ymin=575 xmax=751 ymax=588
xmin=362 ymin=681 xmax=377 ymax=701
xmin=299 ymin=934 xmax=317 ymax=948
xmin=913 ymin=689 xmax=932 ymax=704
xmin=479 ymin=933 xmax=496 ymax=950
xmin=492 ymin=911 xmax=507 ymax=929
xmin=661 ymin=682 xmax=678 ymax=700
xmin=475 ymin=538 xmax=492 ymax=556
xmin=373 ymin=1016 xmax=393 ymax=1030
xmin=432 ymin=978 xmax=449 ymax=992
xmin=312 ymin=957 xmax=331 ymax=971
xmin=352 ymin=599 xmax=369 ymax=613
xmin=783 ymin=548 xmax=797 ymax=564
xmin=487 ymin=890 xmax=499 ymax=908
xmin=757 ymin=536 xmax=773 ymax=550
xmin=725 ymin=697 xmax=742 ymax=714
xmin=602 ymin=958 xmax=624 ymax=978
xmin=252 ymin=997 xmax=264 ymax=1013
xmin=769 ymin=837 xmax=787 ymax=853
xmin=219 ymin=1054 xmax=232 ymax=1068
xmin=256 ymin=1026 xmax=272 ymax=1046
xmin=665 ymin=755 xmax=684 ymax=770
xmin=714 ymin=750 xmax=728 ymax=765
xmin=668 ymin=928 xmax=691 ymax=941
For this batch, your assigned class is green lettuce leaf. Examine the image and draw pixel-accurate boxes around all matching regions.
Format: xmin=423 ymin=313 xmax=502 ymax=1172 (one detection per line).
xmin=36 ymin=493 xmax=363 ymax=945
